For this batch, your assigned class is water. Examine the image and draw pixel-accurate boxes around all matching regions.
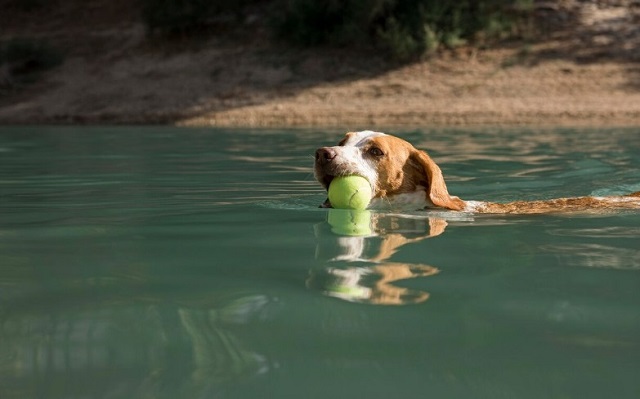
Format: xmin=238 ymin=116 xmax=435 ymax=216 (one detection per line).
xmin=1 ymin=126 xmax=639 ymax=399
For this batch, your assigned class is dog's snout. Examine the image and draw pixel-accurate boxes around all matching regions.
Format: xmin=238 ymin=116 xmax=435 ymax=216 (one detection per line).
xmin=315 ymin=147 xmax=337 ymax=164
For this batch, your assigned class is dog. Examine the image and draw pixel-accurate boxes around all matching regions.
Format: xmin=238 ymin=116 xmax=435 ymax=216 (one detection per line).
xmin=315 ymin=130 xmax=640 ymax=214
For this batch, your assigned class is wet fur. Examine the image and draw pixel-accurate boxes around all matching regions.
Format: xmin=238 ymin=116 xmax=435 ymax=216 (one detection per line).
xmin=315 ymin=131 xmax=640 ymax=214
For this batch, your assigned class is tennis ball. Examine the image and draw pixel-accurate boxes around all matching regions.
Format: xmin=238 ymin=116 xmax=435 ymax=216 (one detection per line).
xmin=328 ymin=175 xmax=372 ymax=210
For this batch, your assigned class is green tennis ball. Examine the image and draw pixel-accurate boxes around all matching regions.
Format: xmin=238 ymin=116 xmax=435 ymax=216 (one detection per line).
xmin=328 ymin=175 xmax=372 ymax=210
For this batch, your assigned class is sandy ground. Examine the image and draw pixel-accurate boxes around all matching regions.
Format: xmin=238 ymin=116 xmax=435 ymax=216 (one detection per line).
xmin=1 ymin=0 xmax=639 ymax=128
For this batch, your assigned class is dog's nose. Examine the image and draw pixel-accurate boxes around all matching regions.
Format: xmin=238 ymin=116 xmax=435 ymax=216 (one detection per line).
xmin=315 ymin=147 xmax=336 ymax=164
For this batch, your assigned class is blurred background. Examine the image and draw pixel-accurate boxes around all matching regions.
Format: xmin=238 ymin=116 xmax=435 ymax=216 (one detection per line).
xmin=1 ymin=0 xmax=639 ymax=127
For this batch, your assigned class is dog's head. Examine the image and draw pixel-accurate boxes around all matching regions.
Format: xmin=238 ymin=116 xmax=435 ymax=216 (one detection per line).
xmin=314 ymin=131 xmax=465 ymax=210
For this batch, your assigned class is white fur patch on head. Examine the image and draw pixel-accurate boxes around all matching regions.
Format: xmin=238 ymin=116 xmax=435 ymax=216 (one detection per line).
xmin=323 ymin=131 xmax=387 ymax=193
xmin=341 ymin=130 xmax=387 ymax=147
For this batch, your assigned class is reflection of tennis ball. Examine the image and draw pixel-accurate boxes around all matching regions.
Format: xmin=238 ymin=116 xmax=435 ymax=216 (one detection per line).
xmin=326 ymin=284 xmax=371 ymax=300
xmin=327 ymin=209 xmax=373 ymax=236
xmin=328 ymin=176 xmax=372 ymax=210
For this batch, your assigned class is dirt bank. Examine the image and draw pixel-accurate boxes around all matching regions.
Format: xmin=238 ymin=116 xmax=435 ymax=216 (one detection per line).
xmin=1 ymin=0 xmax=639 ymax=128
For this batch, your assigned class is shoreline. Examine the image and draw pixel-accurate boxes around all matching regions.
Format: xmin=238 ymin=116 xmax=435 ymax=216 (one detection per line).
xmin=1 ymin=2 xmax=639 ymax=129
xmin=3 ymin=53 xmax=639 ymax=129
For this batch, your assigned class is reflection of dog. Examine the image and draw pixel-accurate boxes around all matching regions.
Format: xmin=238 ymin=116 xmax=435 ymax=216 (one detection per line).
xmin=315 ymin=130 xmax=640 ymax=214
xmin=310 ymin=211 xmax=446 ymax=305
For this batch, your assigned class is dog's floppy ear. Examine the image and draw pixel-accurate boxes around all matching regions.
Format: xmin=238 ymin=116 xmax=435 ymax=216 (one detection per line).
xmin=410 ymin=149 xmax=466 ymax=211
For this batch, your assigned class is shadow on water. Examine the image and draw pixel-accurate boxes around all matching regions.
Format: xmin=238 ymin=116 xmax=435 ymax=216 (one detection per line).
xmin=0 ymin=275 xmax=278 ymax=398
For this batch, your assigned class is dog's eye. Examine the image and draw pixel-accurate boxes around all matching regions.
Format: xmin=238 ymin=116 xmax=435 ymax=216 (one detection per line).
xmin=368 ymin=147 xmax=384 ymax=157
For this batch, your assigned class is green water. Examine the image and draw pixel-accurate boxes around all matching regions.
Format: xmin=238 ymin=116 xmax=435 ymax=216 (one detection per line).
xmin=1 ymin=126 xmax=639 ymax=398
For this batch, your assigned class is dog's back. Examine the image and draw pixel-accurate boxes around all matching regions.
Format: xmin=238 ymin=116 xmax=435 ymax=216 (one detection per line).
xmin=468 ymin=192 xmax=640 ymax=214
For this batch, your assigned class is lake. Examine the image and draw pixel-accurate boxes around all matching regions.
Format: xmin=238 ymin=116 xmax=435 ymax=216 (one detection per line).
xmin=1 ymin=126 xmax=639 ymax=399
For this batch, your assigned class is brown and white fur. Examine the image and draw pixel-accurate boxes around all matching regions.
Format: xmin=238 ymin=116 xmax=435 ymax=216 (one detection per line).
xmin=315 ymin=130 xmax=640 ymax=214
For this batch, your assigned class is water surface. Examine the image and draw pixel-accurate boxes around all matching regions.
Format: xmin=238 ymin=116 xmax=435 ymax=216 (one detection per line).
xmin=1 ymin=126 xmax=639 ymax=398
